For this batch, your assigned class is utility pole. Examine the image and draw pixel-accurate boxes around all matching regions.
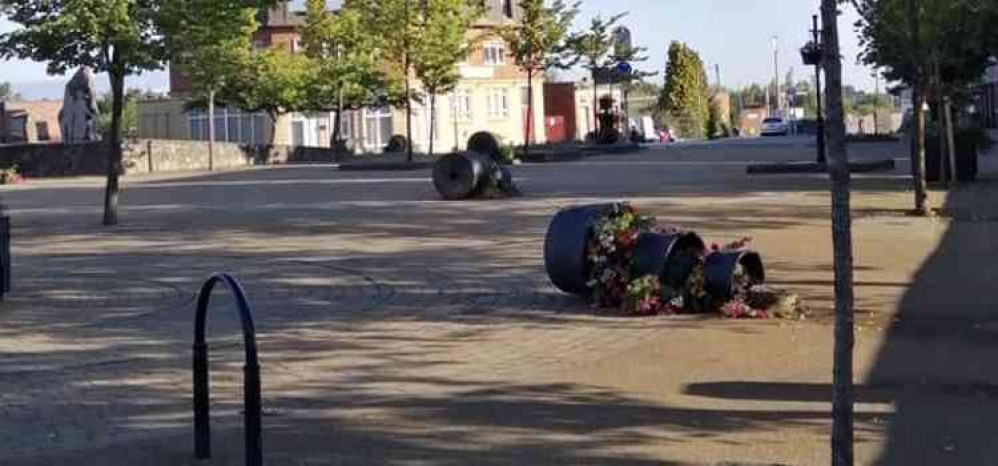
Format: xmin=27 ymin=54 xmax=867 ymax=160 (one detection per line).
xmin=812 ymin=15 xmax=826 ymax=164
xmin=873 ymin=70 xmax=880 ymax=135
xmin=772 ymin=36 xmax=780 ymax=115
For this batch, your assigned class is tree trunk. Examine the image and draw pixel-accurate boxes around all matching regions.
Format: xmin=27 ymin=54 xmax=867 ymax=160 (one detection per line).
xmin=208 ymin=89 xmax=216 ymax=172
xmin=592 ymin=69 xmax=599 ymax=138
xmin=332 ymin=105 xmax=343 ymax=163
xmin=103 ymin=70 xmax=126 ymax=227
xmin=821 ymin=2 xmax=856 ymax=465
xmin=944 ymin=97 xmax=957 ymax=185
xmin=524 ymin=69 xmax=533 ymax=158
xmin=907 ymin=0 xmax=928 ymax=214
xmin=403 ymin=0 xmax=414 ymax=163
xmin=428 ymin=92 xmax=436 ymax=157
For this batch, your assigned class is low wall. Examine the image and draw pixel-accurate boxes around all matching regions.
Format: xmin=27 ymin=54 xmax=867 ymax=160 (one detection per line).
xmin=0 ymin=139 xmax=349 ymax=178
xmin=0 ymin=142 xmax=106 ymax=177
xmin=123 ymin=139 xmax=343 ymax=174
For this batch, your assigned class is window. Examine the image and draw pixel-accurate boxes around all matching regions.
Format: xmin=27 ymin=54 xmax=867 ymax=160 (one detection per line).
xmin=188 ymin=107 xmax=267 ymax=144
xmin=35 ymin=122 xmax=50 ymax=141
xmin=450 ymin=90 xmax=471 ymax=121
xmin=502 ymin=0 xmax=513 ymax=18
xmin=363 ymin=106 xmax=393 ymax=149
xmin=487 ymin=88 xmax=509 ymax=119
xmin=483 ymin=42 xmax=505 ymax=65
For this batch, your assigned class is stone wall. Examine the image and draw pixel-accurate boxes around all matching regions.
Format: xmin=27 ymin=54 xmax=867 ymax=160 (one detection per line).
xmin=0 ymin=142 xmax=106 ymax=177
xmin=122 ymin=139 xmax=343 ymax=174
xmin=0 ymin=139 xmax=357 ymax=178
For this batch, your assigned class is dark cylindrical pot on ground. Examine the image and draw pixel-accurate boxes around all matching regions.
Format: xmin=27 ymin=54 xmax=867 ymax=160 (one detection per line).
xmin=432 ymin=152 xmax=492 ymax=200
xmin=918 ymin=130 xmax=980 ymax=183
xmin=544 ymin=204 xmax=619 ymax=295
xmin=703 ymin=251 xmax=765 ymax=302
xmin=467 ymin=132 xmax=502 ymax=162
xmin=631 ymin=232 xmax=706 ymax=287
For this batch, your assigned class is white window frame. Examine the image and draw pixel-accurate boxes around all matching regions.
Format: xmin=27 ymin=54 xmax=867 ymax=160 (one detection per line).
xmin=450 ymin=90 xmax=472 ymax=122
xmin=483 ymin=42 xmax=505 ymax=66
xmin=188 ymin=107 xmax=267 ymax=145
xmin=487 ymin=88 xmax=510 ymax=119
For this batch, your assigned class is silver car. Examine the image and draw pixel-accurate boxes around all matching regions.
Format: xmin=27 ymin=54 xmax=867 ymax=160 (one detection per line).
xmin=761 ymin=117 xmax=789 ymax=136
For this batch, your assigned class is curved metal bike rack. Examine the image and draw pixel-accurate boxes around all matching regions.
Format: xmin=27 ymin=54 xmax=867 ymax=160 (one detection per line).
xmin=192 ymin=273 xmax=262 ymax=466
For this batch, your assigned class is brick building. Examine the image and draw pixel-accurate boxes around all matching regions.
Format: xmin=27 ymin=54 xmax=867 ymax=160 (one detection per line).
xmin=0 ymin=100 xmax=63 ymax=144
xmin=140 ymin=1 xmax=546 ymax=153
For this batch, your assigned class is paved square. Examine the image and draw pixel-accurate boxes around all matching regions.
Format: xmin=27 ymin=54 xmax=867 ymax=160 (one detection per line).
xmin=2 ymin=139 xmax=996 ymax=465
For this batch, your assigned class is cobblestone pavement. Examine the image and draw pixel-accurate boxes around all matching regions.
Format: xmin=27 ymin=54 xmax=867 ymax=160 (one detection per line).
xmin=0 ymin=141 xmax=984 ymax=464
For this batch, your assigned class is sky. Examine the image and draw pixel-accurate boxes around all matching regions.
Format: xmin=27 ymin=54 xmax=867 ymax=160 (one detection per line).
xmin=0 ymin=0 xmax=880 ymax=100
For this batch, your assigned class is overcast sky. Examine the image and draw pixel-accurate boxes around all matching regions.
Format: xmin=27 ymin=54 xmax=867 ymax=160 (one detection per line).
xmin=0 ymin=0 xmax=880 ymax=99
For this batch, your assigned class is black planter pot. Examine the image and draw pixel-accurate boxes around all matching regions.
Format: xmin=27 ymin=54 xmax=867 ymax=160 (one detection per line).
xmin=631 ymin=232 xmax=706 ymax=287
xmin=920 ymin=131 xmax=979 ymax=183
xmin=432 ymin=152 xmax=492 ymax=200
xmin=467 ymin=132 xmax=502 ymax=162
xmin=544 ymin=204 xmax=619 ymax=295
xmin=703 ymin=251 xmax=765 ymax=302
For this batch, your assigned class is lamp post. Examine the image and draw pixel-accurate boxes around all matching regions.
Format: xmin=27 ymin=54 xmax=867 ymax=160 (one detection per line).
xmin=801 ymin=14 xmax=826 ymax=164
xmin=772 ymin=36 xmax=780 ymax=115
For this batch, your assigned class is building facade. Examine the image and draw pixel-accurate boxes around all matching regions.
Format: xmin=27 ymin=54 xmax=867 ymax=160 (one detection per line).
xmin=140 ymin=1 xmax=545 ymax=153
xmin=0 ymin=100 xmax=63 ymax=144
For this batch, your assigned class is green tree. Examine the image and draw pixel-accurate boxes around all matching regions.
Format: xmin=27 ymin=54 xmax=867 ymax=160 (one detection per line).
xmin=0 ymin=0 xmax=166 ymax=225
xmin=498 ymin=0 xmax=579 ymax=156
xmin=97 ymin=89 xmax=141 ymax=139
xmin=411 ymin=0 xmax=482 ymax=156
xmin=0 ymin=82 xmax=20 ymax=101
xmin=706 ymin=98 xmax=723 ymax=140
xmin=301 ymin=0 xmax=390 ymax=156
xmin=369 ymin=0 xmax=421 ymax=161
xmin=160 ymin=0 xmax=258 ymax=171
xmin=569 ymin=13 xmax=626 ymax=137
xmin=226 ymin=47 xmax=311 ymax=147
xmin=855 ymin=0 xmax=994 ymax=205
xmin=659 ymin=42 xmax=709 ymax=139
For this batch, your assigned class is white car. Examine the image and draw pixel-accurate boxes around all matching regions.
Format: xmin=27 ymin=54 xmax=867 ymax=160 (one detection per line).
xmin=761 ymin=117 xmax=789 ymax=136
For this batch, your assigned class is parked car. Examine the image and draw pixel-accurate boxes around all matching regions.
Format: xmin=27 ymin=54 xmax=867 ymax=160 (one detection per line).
xmin=761 ymin=117 xmax=789 ymax=136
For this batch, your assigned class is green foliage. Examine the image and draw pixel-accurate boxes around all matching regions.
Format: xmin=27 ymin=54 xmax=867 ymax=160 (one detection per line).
xmin=0 ymin=82 xmax=19 ymax=101
xmin=411 ymin=0 xmax=482 ymax=155
xmin=659 ymin=41 xmax=709 ymax=139
xmin=97 ymin=89 xmax=144 ymax=139
xmin=498 ymin=0 xmax=580 ymax=74
xmin=234 ymin=48 xmax=311 ymax=131
xmin=569 ymin=13 xmax=626 ymax=77
xmin=160 ymin=0 xmax=258 ymax=101
xmin=854 ymin=0 xmax=994 ymax=89
xmin=499 ymin=0 xmax=578 ymax=150
xmin=301 ymin=0 xmax=389 ymax=111
xmin=706 ymin=98 xmax=723 ymax=140
xmin=0 ymin=0 xmax=165 ymax=78
xmin=412 ymin=0 xmax=481 ymax=98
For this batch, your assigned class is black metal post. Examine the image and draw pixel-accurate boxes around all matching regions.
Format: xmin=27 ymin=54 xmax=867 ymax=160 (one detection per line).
xmin=813 ymin=15 xmax=827 ymax=165
xmin=193 ymin=273 xmax=262 ymax=466
xmin=0 ymin=215 xmax=10 ymax=297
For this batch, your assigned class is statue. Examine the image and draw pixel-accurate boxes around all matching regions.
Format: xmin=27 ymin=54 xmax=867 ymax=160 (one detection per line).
xmin=59 ymin=67 xmax=100 ymax=142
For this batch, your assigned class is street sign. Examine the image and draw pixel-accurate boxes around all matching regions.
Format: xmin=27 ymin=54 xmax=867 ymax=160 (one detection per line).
xmin=612 ymin=26 xmax=633 ymax=58
xmin=616 ymin=61 xmax=633 ymax=76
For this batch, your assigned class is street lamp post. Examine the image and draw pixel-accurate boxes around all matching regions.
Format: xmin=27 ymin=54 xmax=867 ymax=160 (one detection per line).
xmin=801 ymin=14 xmax=826 ymax=164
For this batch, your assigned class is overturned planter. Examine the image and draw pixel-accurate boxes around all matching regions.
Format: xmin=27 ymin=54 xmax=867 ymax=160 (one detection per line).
xmin=703 ymin=251 xmax=765 ymax=301
xmin=631 ymin=232 xmax=707 ymax=288
xmin=543 ymin=204 xmax=767 ymax=306
xmin=432 ymin=152 xmax=518 ymax=200
xmin=543 ymin=203 xmax=619 ymax=295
